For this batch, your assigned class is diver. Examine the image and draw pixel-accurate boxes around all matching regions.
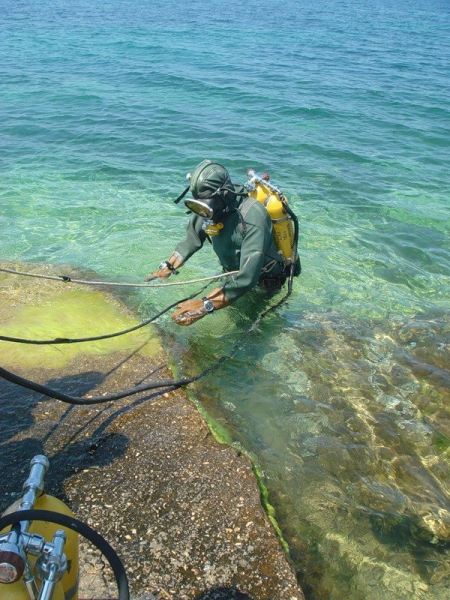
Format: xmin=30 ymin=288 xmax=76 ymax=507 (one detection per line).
xmin=146 ymin=160 xmax=300 ymax=326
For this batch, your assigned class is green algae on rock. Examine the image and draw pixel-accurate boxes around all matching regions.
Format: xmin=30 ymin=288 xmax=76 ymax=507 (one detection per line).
xmin=0 ymin=288 xmax=160 ymax=369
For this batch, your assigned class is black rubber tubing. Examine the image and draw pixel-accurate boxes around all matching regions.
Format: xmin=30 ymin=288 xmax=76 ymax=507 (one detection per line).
xmin=281 ymin=197 xmax=300 ymax=295
xmin=0 ymin=365 xmax=193 ymax=405
xmin=0 ymin=509 xmax=129 ymax=600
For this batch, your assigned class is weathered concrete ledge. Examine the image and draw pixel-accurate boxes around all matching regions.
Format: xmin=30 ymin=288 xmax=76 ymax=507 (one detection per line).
xmin=0 ymin=262 xmax=304 ymax=600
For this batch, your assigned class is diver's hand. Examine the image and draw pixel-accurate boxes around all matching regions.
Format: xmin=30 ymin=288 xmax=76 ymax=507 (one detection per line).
xmin=172 ymin=288 xmax=231 ymax=325
xmin=146 ymin=257 xmax=182 ymax=281
xmin=145 ymin=267 xmax=172 ymax=282
xmin=171 ymin=299 xmax=208 ymax=326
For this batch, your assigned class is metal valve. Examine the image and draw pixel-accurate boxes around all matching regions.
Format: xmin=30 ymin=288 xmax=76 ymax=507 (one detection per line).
xmin=35 ymin=530 xmax=67 ymax=600
xmin=0 ymin=455 xmax=50 ymax=590
xmin=0 ymin=529 xmax=50 ymax=585
xmin=245 ymin=168 xmax=281 ymax=196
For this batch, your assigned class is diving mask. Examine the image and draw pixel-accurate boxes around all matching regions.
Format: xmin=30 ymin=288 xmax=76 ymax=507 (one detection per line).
xmin=184 ymin=198 xmax=225 ymax=235
xmin=184 ymin=198 xmax=214 ymax=219
xmin=184 ymin=194 xmax=229 ymax=223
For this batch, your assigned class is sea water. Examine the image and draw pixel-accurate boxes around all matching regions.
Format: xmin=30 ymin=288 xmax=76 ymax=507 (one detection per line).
xmin=1 ymin=0 xmax=449 ymax=598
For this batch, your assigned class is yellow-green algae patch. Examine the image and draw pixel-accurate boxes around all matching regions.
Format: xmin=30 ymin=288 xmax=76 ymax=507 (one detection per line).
xmin=0 ymin=288 xmax=160 ymax=369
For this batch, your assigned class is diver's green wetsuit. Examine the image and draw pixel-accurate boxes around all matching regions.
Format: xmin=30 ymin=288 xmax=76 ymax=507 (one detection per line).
xmin=174 ymin=197 xmax=286 ymax=303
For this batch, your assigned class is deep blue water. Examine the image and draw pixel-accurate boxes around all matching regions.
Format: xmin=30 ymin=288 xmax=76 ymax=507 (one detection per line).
xmin=1 ymin=1 xmax=449 ymax=598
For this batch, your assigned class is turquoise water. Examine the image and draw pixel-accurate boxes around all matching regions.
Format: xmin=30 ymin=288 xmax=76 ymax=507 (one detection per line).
xmin=1 ymin=0 xmax=450 ymax=598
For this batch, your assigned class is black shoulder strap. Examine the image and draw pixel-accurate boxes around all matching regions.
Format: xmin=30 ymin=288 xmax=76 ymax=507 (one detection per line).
xmin=237 ymin=197 xmax=258 ymax=237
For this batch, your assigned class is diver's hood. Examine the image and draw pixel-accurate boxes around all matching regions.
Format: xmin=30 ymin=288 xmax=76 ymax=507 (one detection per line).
xmin=174 ymin=160 xmax=244 ymax=223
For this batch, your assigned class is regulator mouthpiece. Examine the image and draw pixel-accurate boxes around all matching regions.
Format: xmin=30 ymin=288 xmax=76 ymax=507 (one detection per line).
xmin=202 ymin=220 xmax=224 ymax=236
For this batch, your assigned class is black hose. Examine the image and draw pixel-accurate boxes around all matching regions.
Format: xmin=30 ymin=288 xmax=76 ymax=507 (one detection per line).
xmin=0 ymin=509 xmax=129 ymax=600
xmin=289 ymin=215 xmax=299 ymax=294
xmin=0 ymin=365 xmax=194 ymax=405
xmin=281 ymin=199 xmax=300 ymax=294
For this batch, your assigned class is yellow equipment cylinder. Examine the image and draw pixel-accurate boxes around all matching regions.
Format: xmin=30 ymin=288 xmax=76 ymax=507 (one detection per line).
xmin=248 ymin=179 xmax=295 ymax=265
xmin=1 ymin=494 xmax=79 ymax=600
xmin=0 ymin=578 xmax=43 ymax=600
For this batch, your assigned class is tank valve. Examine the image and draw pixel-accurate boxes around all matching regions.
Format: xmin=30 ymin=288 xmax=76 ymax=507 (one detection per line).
xmin=36 ymin=530 xmax=67 ymax=599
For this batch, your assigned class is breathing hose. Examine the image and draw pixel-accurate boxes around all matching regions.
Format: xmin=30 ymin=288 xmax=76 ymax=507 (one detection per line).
xmin=0 ymin=365 xmax=191 ymax=405
xmin=280 ymin=197 xmax=300 ymax=294
xmin=0 ymin=509 xmax=129 ymax=600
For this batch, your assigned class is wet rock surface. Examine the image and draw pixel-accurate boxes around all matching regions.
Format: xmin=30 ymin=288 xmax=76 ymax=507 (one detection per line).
xmin=0 ymin=263 xmax=304 ymax=600
xmin=193 ymin=308 xmax=450 ymax=599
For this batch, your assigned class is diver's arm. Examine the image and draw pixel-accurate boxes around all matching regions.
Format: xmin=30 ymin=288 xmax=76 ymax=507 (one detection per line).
xmin=205 ymin=287 xmax=231 ymax=309
xmin=171 ymin=208 xmax=269 ymax=325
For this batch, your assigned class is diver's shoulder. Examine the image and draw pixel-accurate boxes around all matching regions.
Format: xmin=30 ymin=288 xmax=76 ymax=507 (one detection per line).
xmin=238 ymin=197 xmax=269 ymax=222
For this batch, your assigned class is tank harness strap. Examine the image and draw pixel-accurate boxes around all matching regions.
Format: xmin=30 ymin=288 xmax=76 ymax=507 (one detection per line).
xmin=237 ymin=198 xmax=284 ymax=266
xmin=237 ymin=196 xmax=256 ymax=237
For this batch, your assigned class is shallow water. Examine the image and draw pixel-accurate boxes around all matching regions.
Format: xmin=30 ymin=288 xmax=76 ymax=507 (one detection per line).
xmin=1 ymin=0 xmax=450 ymax=598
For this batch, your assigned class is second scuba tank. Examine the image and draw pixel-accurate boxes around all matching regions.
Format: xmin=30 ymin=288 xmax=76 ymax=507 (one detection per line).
xmin=0 ymin=456 xmax=79 ymax=600
xmin=245 ymin=169 xmax=297 ymax=267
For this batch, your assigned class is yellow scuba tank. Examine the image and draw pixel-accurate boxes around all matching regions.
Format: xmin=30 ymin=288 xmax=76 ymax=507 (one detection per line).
xmin=0 ymin=456 xmax=79 ymax=600
xmin=246 ymin=169 xmax=296 ymax=266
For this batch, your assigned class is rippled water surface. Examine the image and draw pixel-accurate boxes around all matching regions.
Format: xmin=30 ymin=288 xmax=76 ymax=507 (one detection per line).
xmin=1 ymin=0 xmax=449 ymax=598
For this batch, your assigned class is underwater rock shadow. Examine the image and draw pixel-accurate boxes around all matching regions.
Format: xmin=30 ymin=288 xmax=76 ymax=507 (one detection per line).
xmin=369 ymin=510 xmax=450 ymax=584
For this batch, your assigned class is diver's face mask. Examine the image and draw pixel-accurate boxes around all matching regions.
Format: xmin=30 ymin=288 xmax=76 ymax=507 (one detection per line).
xmin=184 ymin=195 xmax=229 ymax=236
xmin=184 ymin=194 xmax=228 ymax=223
